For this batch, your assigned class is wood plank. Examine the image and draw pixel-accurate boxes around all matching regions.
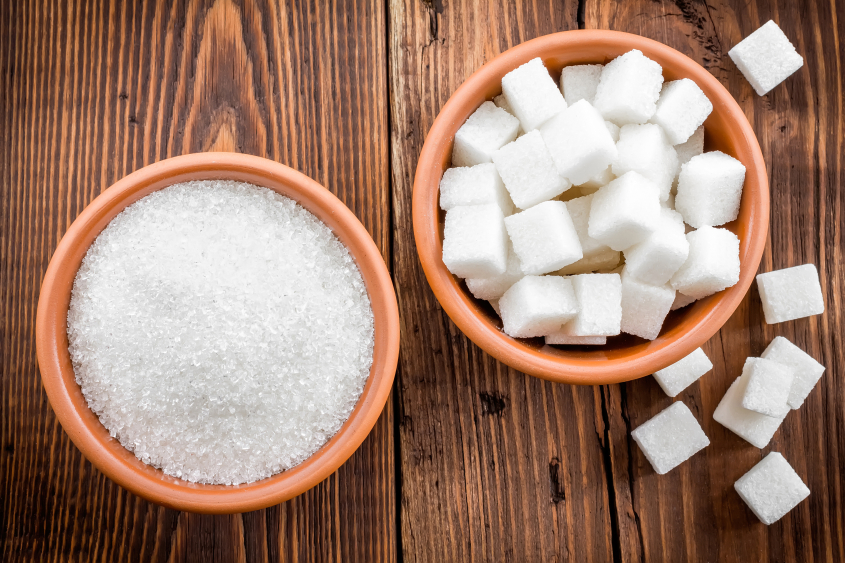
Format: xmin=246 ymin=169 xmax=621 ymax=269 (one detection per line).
xmin=388 ymin=1 xmax=633 ymax=561
xmin=587 ymin=0 xmax=845 ymax=561
xmin=0 ymin=1 xmax=393 ymax=561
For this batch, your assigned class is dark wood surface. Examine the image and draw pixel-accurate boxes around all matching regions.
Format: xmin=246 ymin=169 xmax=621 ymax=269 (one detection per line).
xmin=2 ymin=0 xmax=842 ymax=561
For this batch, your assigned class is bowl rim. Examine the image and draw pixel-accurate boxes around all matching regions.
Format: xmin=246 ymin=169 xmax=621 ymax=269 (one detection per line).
xmin=35 ymin=152 xmax=400 ymax=513
xmin=412 ymin=29 xmax=769 ymax=385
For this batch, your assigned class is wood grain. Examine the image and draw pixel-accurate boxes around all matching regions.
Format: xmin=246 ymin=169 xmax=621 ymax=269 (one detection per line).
xmin=0 ymin=0 xmax=393 ymax=561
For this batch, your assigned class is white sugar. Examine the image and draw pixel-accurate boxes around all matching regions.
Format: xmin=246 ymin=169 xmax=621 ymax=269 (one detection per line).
xmin=735 ymin=452 xmax=810 ymax=525
xmin=729 ymin=20 xmax=804 ymax=96
xmin=631 ymin=402 xmax=710 ymax=475
xmin=653 ymin=347 xmax=713 ymax=397
xmin=67 ymin=180 xmax=375 ymax=485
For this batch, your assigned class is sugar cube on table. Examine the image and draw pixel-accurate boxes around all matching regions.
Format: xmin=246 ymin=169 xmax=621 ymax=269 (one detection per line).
xmin=560 ymin=64 xmax=603 ymax=106
xmin=674 ymin=125 xmax=705 ymax=167
xmin=465 ymin=244 xmax=524 ymax=300
xmin=762 ymin=336 xmax=825 ymax=409
xmin=588 ymin=171 xmax=662 ymax=251
xmin=756 ymin=264 xmax=825 ymax=324
xmin=671 ymin=291 xmax=698 ymax=311
xmin=653 ymin=348 xmax=713 ymax=397
xmin=505 ymin=201 xmax=583 ymax=275
xmin=546 ymin=333 xmax=607 ymax=346
xmin=729 ymin=20 xmax=804 ymax=96
xmin=442 ymin=204 xmax=509 ymax=278
xmin=620 ymin=270 xmax=675 ymax=340
xmin=675 ymin=151 xmax=746 ymax=228
xmin=734 ymin=452 xmax=810 ymax=525
xmin=650 ymin=79 xmax=713 ymax=145
xmin=740 ymin=357 xmax=794 ymax=418
xmin=713 ymin=357 xmax=787 ymax=448
xmin=670 ymin=226 xmax=740 ymax=299
xmin=556 ymin=248 xmax=621 ymax=276
xmin=502 ymin=57 xmax=567 ymax=132
xmin=452 ymin=101 xmax=520 ymax=167
xmin=594 ymin=49 xmax=664 ymax=125
xmin=498 ymin=275 xmax=579 ymax=338
xmin=623 ymin=207 xmax=690 ymax=286
xmin=630 ymin=402 xmax=710 ymax=475
xmin=565 ymin=194 xmax=613 ymax=258
xmin=492 ymin=130 xmax=571 ymax=209
xmin=539 ymin=99 xmax=618 ymax=185
xmin=439 ymin=163 xmax=514 ymax=215
xmin=612 ymin=123 xmax=678 ymax=202
xmin=557 ymin=273 xmax=622 ymax=337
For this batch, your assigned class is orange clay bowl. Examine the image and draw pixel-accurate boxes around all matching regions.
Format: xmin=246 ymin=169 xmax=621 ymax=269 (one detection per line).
xmin=413 ymin=30 xmax=768 ymax=385
xmin=36 ymin=153 xmax=400 ymax=514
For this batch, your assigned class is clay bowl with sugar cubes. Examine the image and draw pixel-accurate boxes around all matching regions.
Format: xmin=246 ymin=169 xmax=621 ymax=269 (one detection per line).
xmin=413 ymin=30 xmax=769 ymax=384
xmin=36 ymin=153 xmax=400 ymax=513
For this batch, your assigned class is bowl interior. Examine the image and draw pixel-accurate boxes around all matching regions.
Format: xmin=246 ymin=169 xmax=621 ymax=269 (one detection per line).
xmin=36 ymin=154 xmax=399 ymax=513
xmin=413 ymin=31 xmax=768 ymax=384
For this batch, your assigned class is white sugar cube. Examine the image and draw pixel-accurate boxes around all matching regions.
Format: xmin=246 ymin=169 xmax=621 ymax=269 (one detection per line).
xmin=452 ymin=101 xmax=520 ymax=167
xmin=674 ymin=125 xmax=705 ymax=166
xmin=588 ymin=171 xmax=662 ymax=251
xmin=713 ymin=358 xmax=787 ymax=448
xmin=613 ymin=123 xmax=679 ymax=201
xmin=505 ymin=201 xmax=583 ymax=275
xmin=650 ymin=79 xmax=713 ymax=145
xmin=594 ymin=49 xmax=664 ymax=125
xmin=556 ymin=248 xmax=621 ymax=276
xmin=502 ymin=57 xmax=567 ymax=132
xmin=631 ymin=402 xmax=710 ymax=475
xmin=439 ymin=163 xmax=514 ymax=215
xmin=735 ymin=452 xmax=810 ymax=525
xmin=675 ymin=151 xmax=746 ymax=228
xmin=498 ymin=276 xmax=579 ymax=338
xmin=653 ymin=347 xmax=713 ymax=397
xmin=623 ymin=207 xmax=690 ymax=285
xmin=605 ymin=121 xmax=621 ymax=142
xmin=620 ymin=270 xmax=675 ymax=340
xmin=762 ymin=336 xmax=825 ymax=409
xmin=560 ymin=64 xmax=603 ymax=106
xmin=492 ymin=130 xmax=571 ymax=209
xmin=671 ymin=291 xmax=698 ymax=311
xmin=442 ymin=204 xmax=508 ymax=278
xmin=741 ymin=358 xmax=793 ymax=417
xmin=465 ymin=244 xmax=524 ymax=300
xmin=565 ymin=194 xmax=613 ymax=259
xmin=729 ymin=20 xmax=804 ymax=96
xmin=545 ymin=333 xmax=607 ymax=345
xmin=670 ymin=226 xmax=740 ymax=299
xmin=756 ymin=264 xmax=825 ymax=324
xmin=539 ymin=99 xmax=618 ymax=185
xmin=558 ymin=273 xmax=622 ymax=337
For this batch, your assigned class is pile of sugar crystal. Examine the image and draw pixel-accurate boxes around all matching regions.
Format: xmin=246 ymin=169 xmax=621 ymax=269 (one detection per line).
xmin=67 ymin=180 xmax=375 ymax=485
xmin=442 ymin=49 xmax=743 ymax=345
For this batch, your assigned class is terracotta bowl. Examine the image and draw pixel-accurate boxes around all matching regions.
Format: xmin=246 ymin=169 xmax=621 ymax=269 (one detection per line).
xmin=36 ymin=153 xmax=400 ymax=513
xmin=413 ymin=30 xmax=768 ymax=385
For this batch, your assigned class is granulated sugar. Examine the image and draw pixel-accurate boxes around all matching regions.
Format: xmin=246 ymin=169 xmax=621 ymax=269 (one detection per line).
xmin=67 ymin=180 xmax=375 ymax=485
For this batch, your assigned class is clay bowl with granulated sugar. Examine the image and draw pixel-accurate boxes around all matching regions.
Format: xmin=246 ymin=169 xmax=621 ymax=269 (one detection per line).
xmin=36 ymin=152 xmax=400 ymax=514
xmin=413 ymin=30 xmax=769 ymax=385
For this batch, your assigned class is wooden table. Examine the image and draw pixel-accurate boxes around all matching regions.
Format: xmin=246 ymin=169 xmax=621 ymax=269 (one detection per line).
xmin=2 ymin=0 xmax=842 ymax=561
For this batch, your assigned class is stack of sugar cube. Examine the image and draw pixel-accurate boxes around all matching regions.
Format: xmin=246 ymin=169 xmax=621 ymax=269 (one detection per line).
xmin=441 ymin=48 xmax=744 ymax=345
